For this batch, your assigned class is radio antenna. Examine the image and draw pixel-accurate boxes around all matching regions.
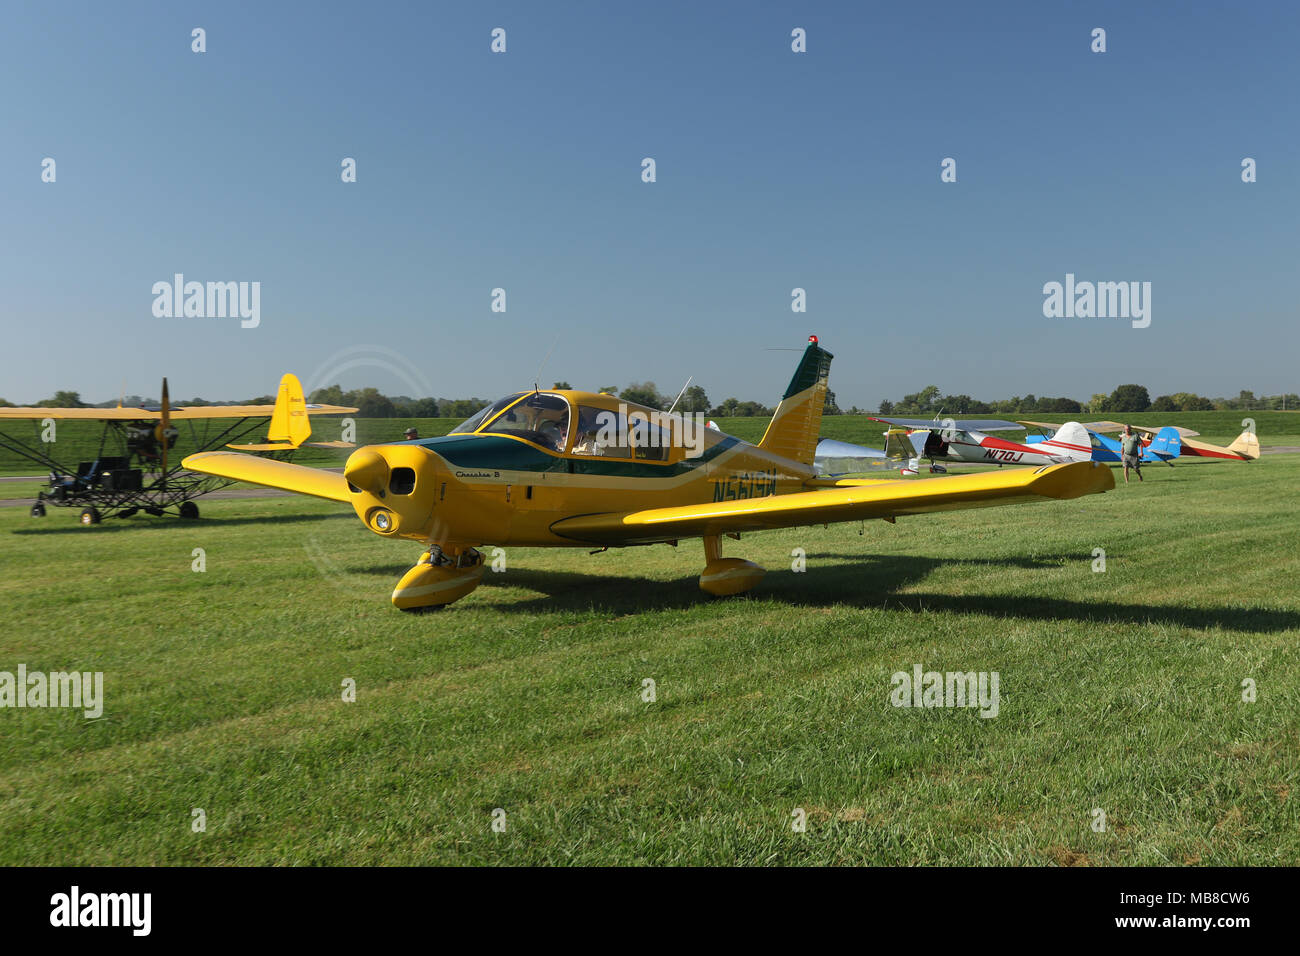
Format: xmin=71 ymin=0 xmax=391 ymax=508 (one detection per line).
xmin=533 ymin=335 xmax=560 ymax=395
xmin=667 ymin=376 xmax=693 ymax=415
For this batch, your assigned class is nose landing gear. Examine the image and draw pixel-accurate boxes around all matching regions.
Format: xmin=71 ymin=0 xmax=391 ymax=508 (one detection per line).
xmin=392 ymin=545 xmax=486 ymax=612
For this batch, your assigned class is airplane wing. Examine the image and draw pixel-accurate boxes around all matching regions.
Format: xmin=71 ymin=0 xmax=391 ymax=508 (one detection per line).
xmin=550 ymin=461 xmax=1114 ymax=546
xmin=182 ymin=451 xmax=352 ymax=502
xmin=0 ymin=407 xmax=161 ymax=420
xmin=1082 ymin=421 xmax=1126 ymax=433
xmin=1016 ymin=419 xmax=1062 ymax=433
xmin=871 ymin=416 xmax=1023 ymax=432
xmin=0 ymin=403 xmax=357 ymax=420
xmin=170 ymin=403 xmax=357 ymax=419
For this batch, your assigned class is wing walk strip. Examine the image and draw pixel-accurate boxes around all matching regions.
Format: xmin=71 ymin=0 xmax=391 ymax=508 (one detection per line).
xmin=550 ymin=461 xmax=1114 ymax=546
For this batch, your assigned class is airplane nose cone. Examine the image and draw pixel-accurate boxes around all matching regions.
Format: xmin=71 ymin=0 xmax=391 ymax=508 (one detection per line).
xmin=345 ymin=447 xmax=389 ymax=495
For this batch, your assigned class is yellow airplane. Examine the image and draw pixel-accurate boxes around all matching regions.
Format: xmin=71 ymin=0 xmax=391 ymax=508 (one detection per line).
xmin=0 ymin=373 xmax=354 ymax=523
xmin=184 ymin=336 xmax=1115 ymax=611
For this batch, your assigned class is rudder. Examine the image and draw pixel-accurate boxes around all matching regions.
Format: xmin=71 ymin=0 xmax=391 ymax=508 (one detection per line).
xmin=267 ymin=373 xmax=312 ymax=447
xmin=1227 ymin=428 xmax=1260 ymax=460
xmin=758 ymin=336 xmax=833 ymax=466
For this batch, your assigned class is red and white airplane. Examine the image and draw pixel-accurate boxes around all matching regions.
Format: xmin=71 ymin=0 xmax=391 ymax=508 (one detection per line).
xmin=871 ymin=417 xmax=1092 ymax=471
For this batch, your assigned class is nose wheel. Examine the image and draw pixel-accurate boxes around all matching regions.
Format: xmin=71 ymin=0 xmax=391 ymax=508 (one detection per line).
xmin=392 ymin=545 xmax=486 ymax=611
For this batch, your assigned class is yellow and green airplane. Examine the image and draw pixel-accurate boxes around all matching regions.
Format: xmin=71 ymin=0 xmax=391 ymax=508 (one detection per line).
xmin=183 ymin=336 xmax=1115 ymax=611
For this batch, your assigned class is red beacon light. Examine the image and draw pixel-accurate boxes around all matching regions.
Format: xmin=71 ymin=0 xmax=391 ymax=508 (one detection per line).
xmin=808 ymin=334 xmax=818 ymax=344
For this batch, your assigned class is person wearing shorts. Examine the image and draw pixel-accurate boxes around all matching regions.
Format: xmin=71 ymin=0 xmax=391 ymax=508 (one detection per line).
xmin=1119 ymin=424 xmax=1143 ymax=484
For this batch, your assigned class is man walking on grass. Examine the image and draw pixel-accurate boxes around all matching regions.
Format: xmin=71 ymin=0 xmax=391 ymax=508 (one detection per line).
xmin=1119 ymin=424 xmax=1144 ymax=484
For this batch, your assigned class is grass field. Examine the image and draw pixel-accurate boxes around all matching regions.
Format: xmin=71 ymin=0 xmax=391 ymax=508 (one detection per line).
xmin=1 ymin=454 xmax=1297 ymax=865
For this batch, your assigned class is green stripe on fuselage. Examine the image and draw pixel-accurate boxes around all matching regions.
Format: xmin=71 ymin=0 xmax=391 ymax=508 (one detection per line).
xmin=408 ymin=433 xmax=742 ymax=479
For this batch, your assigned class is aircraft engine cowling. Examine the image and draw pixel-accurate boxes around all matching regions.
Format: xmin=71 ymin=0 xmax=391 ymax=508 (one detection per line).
xmin=343 ymin=444 xmax=441 ymax=541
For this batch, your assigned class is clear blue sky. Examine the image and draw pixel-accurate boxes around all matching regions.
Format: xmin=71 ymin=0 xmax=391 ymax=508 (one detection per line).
xmin=2 ymin=0 xmax=1296 ymax=409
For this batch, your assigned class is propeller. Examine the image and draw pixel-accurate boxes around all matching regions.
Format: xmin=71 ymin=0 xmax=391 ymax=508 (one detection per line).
xmin=157 ymin=377 xmax=170 ymax=487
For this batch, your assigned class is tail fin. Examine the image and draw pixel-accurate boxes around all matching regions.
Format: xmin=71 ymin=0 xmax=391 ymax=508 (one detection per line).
xmin=267 ymin=373 xmax=312 ymax=448
xmin=758 ymin=336 xmax=833 ymax=466
xmin=1146 ymin=425 xmax=1182 ymax=460
xmin=1227 ymin=428 xmax=1260 ymax=460
xmin=1041 ymin=421 xmax=1093 ymax=462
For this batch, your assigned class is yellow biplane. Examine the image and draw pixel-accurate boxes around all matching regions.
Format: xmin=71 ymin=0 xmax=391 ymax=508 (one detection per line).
xmin=184 ymin=337 xmax=1115 ymax=610
xmin=0 ymin=373 xmax=355 ymax=524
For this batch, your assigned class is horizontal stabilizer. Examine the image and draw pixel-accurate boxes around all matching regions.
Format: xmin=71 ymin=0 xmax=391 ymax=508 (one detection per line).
xmin=813 ymin=437 xmax=891 ymax=476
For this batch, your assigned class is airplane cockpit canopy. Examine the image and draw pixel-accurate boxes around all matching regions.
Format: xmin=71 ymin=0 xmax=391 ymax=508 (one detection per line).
xmin=449 ymin=392 xmax=571 ymax=452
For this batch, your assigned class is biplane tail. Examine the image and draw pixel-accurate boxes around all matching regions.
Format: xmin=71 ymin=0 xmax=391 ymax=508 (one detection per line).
xmin=267 ymin=373 xmax=312 ymax=446
xmin=758 ymin=336 xmax=834 ymax=467
xmin=227 ymin=373 xmax=354 ymax=452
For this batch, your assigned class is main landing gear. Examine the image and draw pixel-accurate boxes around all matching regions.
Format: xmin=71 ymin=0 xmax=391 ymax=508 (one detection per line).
xmin=699 ymin=534 xmax=765 ymax=596
xmin=392 ymin=545 xmax=486 ymax=612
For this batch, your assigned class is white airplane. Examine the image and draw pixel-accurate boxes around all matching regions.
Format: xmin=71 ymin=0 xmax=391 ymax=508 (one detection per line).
xmin=871 ymin=416 xmax=1092 ymax=471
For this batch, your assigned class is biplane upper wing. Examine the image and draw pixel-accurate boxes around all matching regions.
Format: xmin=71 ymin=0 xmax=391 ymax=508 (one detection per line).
xmin=0 ymin=402 xmax=356 ymax=420
xmin=182 ymin=451 xmax=352 ymax=502
xmin=173 ymin=403 xmax=356 ymax=419
xmin=0 ymin=406 xmax=160 ymax=420
xmin=550 ymin=461 xmax=1114 ymax=546
xmin=871 ymin=416 xmax=1023 ymax=432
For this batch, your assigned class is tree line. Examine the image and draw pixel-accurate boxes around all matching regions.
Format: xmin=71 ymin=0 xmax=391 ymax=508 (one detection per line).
xmin=4 ymin=382 xmax=1296 ymax=417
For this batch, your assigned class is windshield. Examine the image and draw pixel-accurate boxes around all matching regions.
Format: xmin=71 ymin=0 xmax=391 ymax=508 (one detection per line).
xmin=482 ymin=393 xmax=570 ymax=451
xmin=448 ymin=393 xmax=525 ymax=435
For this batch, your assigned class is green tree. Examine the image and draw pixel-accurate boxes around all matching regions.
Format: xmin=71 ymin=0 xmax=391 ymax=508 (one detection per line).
xmin=551 ymin=381 xmax=572 ymax=390
xmin=35 ymin=390 xmax=85 ymax=408
xmin=900 ymin=385 xmax=941 ymax=413
xmin=678 ymin=385 xmax=711 ymax=413
xmin=1150 ymin=395 xmax=1178 ymax=412
xmin=1107 ymin=384 xmax=1150 ymax=413
xmin=349 ymin=387 xmax=396 ymax=418
xmin=1170 ymin=392 xmax=1213 ymax=411
xmin=309 ymin=384 xmax=345 ymax=405
xmin=619 ymin=381 xmax=664 ymax=410
xmin=1038 ymin=397 xmax=1082 ymax=413
xmin=823 ymin=389 xmax=841 ymax=415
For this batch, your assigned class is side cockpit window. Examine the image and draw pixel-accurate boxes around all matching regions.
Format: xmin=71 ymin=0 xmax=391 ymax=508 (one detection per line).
xmin=570 ymin=405 xmax=681 ymax=462
xmin=573 ymin=405 xmax=629 ymax=458
xmin=483 ymin=393 xmax=570 ymax=452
